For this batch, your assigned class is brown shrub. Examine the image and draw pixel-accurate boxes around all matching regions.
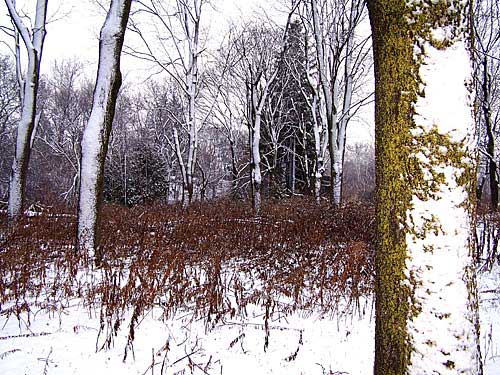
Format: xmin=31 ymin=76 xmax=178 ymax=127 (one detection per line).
xmin=0 ymin=198 xmax=375 ymax=350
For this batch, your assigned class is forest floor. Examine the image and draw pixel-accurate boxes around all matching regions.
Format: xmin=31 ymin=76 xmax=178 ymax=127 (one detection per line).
xmin=0 ymin=199 xmax=499 ymax=374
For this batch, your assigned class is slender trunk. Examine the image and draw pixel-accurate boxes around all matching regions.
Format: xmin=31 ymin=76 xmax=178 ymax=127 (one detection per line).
xmin=173 ymin=127 xmax=190 ymax=208
xmin=331 ymin=148 xmax=343 ymax=204
xmin=291 ymin=138 xmax=296 ymax=194
xmin=314 ymin=174 xmax=321 ymax=203
xmin=482 ymin=58 xmax=498 ymax=209
xmin=229 ymin=138 xmax=238 ymax=197
xmin=332 ymin=0 xmax=359 ymax=205
xmin=312 ymin=95 xmax=324 ymax=203
xmin=369 ymin=0 xmax=482 ymax=373
xmin=252 ymin=112 xmax=262 ymax=215
xmin=77 ymin=0 xmax=132 ymax=257
xmin=6 ymin=0 xmax=48 ymax=221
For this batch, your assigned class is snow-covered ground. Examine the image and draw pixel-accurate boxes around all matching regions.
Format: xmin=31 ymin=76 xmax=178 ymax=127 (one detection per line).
xmin=0 ymin=265 xmax=499 ymax=375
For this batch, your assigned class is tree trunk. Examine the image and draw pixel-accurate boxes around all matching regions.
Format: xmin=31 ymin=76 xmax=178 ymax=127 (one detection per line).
xmin=229 ymin=138 xmax=239 ymax=198
xmin=368 ymin=0 xmax=482 ymax=373
xmin=77 ymin=0 xmax=132 ymax=258
xmin=252 ymin=112 xmax=263 ymax=215
xmin=482 ymin=59 xmax=498 ymax=209
xmin=6 ymin=0 xmax=48 ymax=221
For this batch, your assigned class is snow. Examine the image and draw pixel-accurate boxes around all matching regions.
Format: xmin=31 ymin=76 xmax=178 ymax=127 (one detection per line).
xmin=404 ymin=21 xmax=480 ymax=375
xmin=0 ymin=295 xmax=373 ymax=375
xmin=1 ymin=265 xmax=499 ymax=374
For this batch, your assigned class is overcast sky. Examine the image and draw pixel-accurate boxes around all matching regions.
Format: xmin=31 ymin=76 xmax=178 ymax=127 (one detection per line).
xmin=0 ymin=0 xmax=271 ymax=77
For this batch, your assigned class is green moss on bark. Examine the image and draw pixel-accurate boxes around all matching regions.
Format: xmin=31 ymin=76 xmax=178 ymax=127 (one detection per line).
xmin=368 ymin=0 xmax=473 ymax=374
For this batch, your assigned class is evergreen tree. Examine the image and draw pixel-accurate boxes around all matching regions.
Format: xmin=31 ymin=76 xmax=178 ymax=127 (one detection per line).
xmin=262 ymin=20 xmax=315 ymax=197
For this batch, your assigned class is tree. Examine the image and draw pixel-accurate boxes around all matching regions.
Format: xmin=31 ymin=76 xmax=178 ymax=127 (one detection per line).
xmin=309 ymin=0 xmax=371 ymax=204
xmin=474 ymin=0 xmax=500 ymax=208
xmin=4 ymin=0 xmax=48 ymax=220
xmin=127 ymin=0 xmax=208 ymax=207
xmin=368 ymin=0 xmax=482 ymax=373
xmin=232 ymin=6 xmax=299 ymax=215
xmin=262 ymin=20 xmax=315 ymax=197
xmin=235 ymin=25 xmax=282 ymax=214
xmin=0 ymin=55 xmax=19 ymax=201
xmin=34 ymin=60 xmax=92 ymax=204
xmin=77 ymin=0 xmax=132 ymax=258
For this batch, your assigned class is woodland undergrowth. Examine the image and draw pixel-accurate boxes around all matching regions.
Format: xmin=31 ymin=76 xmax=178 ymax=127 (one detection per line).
xmin=0 ymin=198 xmax=375 ymax=352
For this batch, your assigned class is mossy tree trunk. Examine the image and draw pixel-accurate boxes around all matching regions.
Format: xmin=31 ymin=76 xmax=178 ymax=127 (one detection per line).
xmin=368 ymin=0 xmax=482 ymax=374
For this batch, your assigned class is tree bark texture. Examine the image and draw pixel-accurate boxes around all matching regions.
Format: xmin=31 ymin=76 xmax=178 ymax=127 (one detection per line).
xmin=77 ymin=0 xmax=132 ymax=257
xmin=368 ymin=0 xmax=482 ymax=373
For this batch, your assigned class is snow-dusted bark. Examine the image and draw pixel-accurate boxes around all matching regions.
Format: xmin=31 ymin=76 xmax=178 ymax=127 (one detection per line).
xmin=250 ymin=88 xmax=268 ymax=215
xmin=311 ymin=0 xmax=340 ymax=203
xmin=128 ymin=0 xmax=205 ymax=207
xmin=310 ymin=0 xmax=364 ymax=205
xmin=173 ymin=127 xmax=189 ymax=207
xmin=308 ymin=85 xmax=328 ymax=203
xmin=5 ymin=0 xmax=48 ymax=221
xmin=405 ymin=39 xmax=481 ymax=375
xmin=369 ymin=0 xmax=482 ymax=373
xmin=77 ymin=0 xmax=132 ymax=257
xmin=179 ymin=0 xmax=201 ymax=207
xmin=238 ymin=22 xmax=295 ymax=215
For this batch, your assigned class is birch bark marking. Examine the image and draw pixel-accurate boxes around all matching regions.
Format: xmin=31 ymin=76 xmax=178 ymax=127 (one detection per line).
xmin=311 ymin=0 xmax=337 ymax=203
xmin=332 ymin=0 xmax=360 ymax=204
xmin=369 ymin=0 xmax=482 ymax=373
xmin=77 ymin=0 xmax=132 ymax=257
xmin=310 ymin=0 xmax=364 ymax=205
xmin=5 ymin=0 xmax=48 ymax=221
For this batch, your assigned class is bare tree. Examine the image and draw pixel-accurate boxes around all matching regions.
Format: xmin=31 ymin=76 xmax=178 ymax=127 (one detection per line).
xmin=0 ymin=55 xmax=19 ymax=201
xmin=77 ymin=0 xmax=132 ymax=258
xmin=368 ymin=0 xmax=481 ymax=373
xmin=234 ymin=26 xmax=281 ymax=214
xmin=474 ymin=0 xmax=500 ymax=208
xmin=4 ymin=0 xmax=48 ymax=220
xmin=35 ymin=60 xmax=91 ymax=204
xmin=308 ymin=0 xmax=371 ymax=204
xmin=231 ymin=5 xmax=299 ymax=215
xmin=127 ymin=0 xmax=209 ymax=207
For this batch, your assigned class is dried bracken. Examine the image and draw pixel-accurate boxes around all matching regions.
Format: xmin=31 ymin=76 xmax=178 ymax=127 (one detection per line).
xmin=0 ymin=198 xmax=375 ymax=349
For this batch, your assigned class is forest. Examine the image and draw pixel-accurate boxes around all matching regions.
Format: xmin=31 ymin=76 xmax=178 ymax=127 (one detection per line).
xmin=0 ymin=0 xmax=499 ymax=374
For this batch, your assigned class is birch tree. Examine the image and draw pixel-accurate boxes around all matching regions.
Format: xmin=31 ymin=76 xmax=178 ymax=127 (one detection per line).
xmin=77 ymin=0 xmax=132 ymax=257
xmin=127 ymin=0 xmax=206 ymax=207
xmin=368 ymin=0 xmax=482 ymax=373
xmin=234 ymin=6 xmax=298 ymax=215
xmin=309 ymin=0 xmax=370 ymax=204
xmin=298 ymin=24 xmax=329 ymax=202
xmin=4 ymin=0 xmax=48 ymax=220
xmin=235 ymin=26 xmax=283 ymax=215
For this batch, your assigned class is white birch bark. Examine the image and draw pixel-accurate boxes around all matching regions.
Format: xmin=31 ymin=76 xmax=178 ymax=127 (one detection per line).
xmin=310 ymin=0 xmax=363 ymax=205
xmin=77 ymin=0 xmax=132 ymax=257
xmin=173 ymin=127 xmax=189 ymax=207
xmin=5 ymin=0 xmax=48 ymax=221
xmin=301 ymin=39 xmax=328 ymax=203
xmin=183 ymin=0 xmax=200 ymax=207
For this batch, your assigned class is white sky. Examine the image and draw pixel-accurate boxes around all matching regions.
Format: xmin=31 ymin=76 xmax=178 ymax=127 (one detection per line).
xmin=0 ymin=0 xmax=267 ymax=78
